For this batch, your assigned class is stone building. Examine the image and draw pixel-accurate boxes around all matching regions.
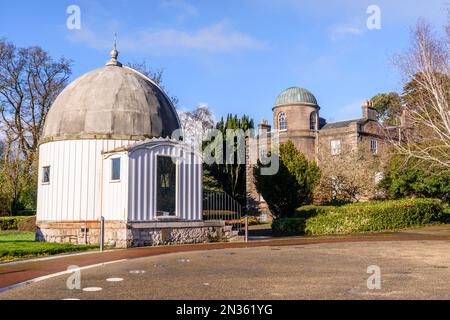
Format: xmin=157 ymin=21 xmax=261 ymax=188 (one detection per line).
xmin=246 ymin=87 xmax=388 ymax=217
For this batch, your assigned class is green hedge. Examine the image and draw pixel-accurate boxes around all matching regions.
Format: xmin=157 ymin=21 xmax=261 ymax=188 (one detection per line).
xmin=0 ymin=216 xmax=33 ymax=231
xmin=273 ymin=198 xmax=447 ymax=235
xmin=444 ymin=206 xmax=450 ymax=223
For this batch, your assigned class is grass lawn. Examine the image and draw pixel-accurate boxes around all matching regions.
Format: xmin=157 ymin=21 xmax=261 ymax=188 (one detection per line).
xmin=0 ymin=231 xmax=98 ymax=262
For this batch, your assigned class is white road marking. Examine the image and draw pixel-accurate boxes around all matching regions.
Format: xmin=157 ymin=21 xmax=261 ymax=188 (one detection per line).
xmin=106 ymin=277 xmax=123 ymax=282
xmin=0 ymin=259 xmax=127 ymax=294
xmin=82 ymin=287 xmax=103 ymax=292
xmin=129 ymin=270 xmax=146 ymax=274
xmin=62 ymin=298 xmax=81 ymax=300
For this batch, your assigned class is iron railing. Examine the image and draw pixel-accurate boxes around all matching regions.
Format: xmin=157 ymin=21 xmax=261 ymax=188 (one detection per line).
xmin=203 ymin=190 xmax=243 ymax=232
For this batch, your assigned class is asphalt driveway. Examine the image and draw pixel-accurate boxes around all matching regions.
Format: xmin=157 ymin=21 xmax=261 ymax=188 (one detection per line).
xmin=1 ymin=240 xmax=450 ymax=300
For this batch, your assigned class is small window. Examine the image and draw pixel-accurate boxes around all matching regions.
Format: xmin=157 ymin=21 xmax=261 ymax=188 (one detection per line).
xmin=111 ymin=158 xmax=121 ymax=181
xmin=370 ymin=139 xmax=378 ymax=154
xmin=42 ymin=166 xmax=50 ymax=183
xmin=310 ymin=111 xmax=317 ymax=130
xmin=278 ymin=112 xmax=287 ymax=130
xmin=331 ymin=140 xmax=341 ymax=155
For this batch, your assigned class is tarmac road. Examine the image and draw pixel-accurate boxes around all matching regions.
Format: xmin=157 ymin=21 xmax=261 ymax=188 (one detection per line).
xmin=1 ymin=240 xmax=450 ymax=300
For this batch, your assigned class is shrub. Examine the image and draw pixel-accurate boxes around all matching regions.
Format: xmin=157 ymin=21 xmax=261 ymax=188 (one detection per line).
xmin=0 ymin=216 xmax=32 ymax=231
xmin=443 ymin=205 xmax=450 ymax=223
xmin=381 ymin=155 xmax=450 ymax=203
xmin=253 ymin=140 xmax=320 ymax=219
xmin=273 ymin=199 xmax=447 ymax=235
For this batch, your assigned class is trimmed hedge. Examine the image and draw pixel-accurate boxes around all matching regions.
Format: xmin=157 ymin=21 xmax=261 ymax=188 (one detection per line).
xmin=0 ymin=216 xmax=34 ymax=231
xmin=273 ymin=198 xmax=447 ymax=235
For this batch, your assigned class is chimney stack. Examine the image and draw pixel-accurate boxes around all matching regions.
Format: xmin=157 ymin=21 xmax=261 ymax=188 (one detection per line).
xmin=362 ymin=100 xmax=377 ymax=121
xmin=258 ymin=119 xmax=271 ymax=134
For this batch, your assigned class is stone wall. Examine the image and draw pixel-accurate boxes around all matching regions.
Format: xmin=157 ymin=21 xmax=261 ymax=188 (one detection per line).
xmin=128 ymin=221 xmax=233 ymax=247
xmin=36 ymin=221 xmax=128 ymax=247
xmin=36 ymin=220 xmax=233 ymax=248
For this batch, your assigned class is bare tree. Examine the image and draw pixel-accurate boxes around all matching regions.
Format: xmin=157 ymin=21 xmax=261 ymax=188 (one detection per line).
xmin=126 ymin=60 xmax=179 ymax=107
xmin=391 ymin=18 xmax=450 ymax=170
xmin=0 ymin=39 xmax=71 ymax=214
xmin=127 ymin=60 xmax=164 ymax=85
xmin=314 ymin=144 xmax=383 ymax=204
xmin=178 ymin=104 xmax=215 ymax=150
xmin=0 ymin=39 xmax=72 ymax=165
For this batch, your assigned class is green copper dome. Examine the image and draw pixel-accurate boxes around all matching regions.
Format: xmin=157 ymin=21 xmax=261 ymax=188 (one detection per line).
xmin=274 ymin=87 xmax=318 ymax=107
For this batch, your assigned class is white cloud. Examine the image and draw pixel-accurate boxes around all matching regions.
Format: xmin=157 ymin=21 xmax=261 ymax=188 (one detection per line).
xmin=160 ymin=0 xmax=198 ymax=17
xmin=66 ymin=27 xmax=111 ymax=50
xmin=329 ymin=24 xmax=363 ymax=41
xmin=67 ymin=22 xmax=265 ymax=54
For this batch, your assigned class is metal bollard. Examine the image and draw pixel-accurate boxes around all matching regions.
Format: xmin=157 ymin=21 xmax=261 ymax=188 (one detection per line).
xmin=100 ymin=216 xmax=105 ymax=252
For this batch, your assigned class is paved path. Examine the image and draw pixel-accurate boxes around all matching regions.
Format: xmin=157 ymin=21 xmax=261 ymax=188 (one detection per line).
xmin=2 ymin=240 xmax=450 ymax=299
xmin=1 ymin=225 xmax=449 ymax=292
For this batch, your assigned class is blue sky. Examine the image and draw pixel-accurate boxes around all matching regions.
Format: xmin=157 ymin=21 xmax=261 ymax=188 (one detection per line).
xmin=1 ymin=0 xmax=448 ymax=124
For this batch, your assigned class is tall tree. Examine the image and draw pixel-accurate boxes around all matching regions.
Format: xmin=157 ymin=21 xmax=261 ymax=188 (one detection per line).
xmin=390 ymin=18 xmax=450 ymax=170
xmin=0 ymin=39 xmax=71 ymax=214
xmin=371 ymin=92 xmax=403 ymax=125
xmin=206 ymin=114 xmax=254 ymax=205
xmin=254 ymin=140 xmax=320 ymax=218
xmin=0 ymin=39 xmax=72 ymax=165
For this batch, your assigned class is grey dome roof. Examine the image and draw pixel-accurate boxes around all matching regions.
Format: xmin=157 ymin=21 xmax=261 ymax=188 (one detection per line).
xmin=274 ymin=87 xmax=318 ymax=107
xmin=42 ymin=59 xmax=180 ymax=143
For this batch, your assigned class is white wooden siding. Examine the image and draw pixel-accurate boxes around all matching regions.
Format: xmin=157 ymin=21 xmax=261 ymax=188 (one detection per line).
xmin=101 ymin=153 xmax=129 ymax=221
xmin=37 ymin=139 xmax=133 ymax=222
xmin=127 ymin=143 xmax=203 ymax=221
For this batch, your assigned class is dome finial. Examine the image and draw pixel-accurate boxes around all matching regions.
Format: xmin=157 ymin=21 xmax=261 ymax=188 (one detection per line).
xmin=106 ymin=33 xmax=122 ymax=67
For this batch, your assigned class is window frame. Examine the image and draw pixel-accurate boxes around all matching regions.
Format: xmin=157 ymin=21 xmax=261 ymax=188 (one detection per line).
xmin=330 ymin=139 xmax=342 ymax=156
xmin=42 ymin=166 xmax=51 ymax=184
xmin=370 ymin=139 xmax=378 ymax=154
xmin=111 ymin=157 xmax=121 ymax=182
xmin=155 ymin=154 xmax=178 ymax=218
xmin=310 ymin=111 xmax=317 ymax=130
xmin=278 ymin=112 xmax=287 ymax=131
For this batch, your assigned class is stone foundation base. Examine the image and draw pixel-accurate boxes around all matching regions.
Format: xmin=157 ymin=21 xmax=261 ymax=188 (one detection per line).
xmin=36 ymin=220 xmax=234 ymax=248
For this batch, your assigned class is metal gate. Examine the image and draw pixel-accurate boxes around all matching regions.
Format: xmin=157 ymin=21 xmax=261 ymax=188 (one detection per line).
xmin=203 ymin=190 xmax=243 ymax=232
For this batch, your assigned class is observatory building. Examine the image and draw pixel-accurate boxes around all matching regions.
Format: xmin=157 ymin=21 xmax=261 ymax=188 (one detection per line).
xmin=36 ymin=48 xmax=232 ymax=247
xmin=246 ymin=87 xmax=388 ymax=217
